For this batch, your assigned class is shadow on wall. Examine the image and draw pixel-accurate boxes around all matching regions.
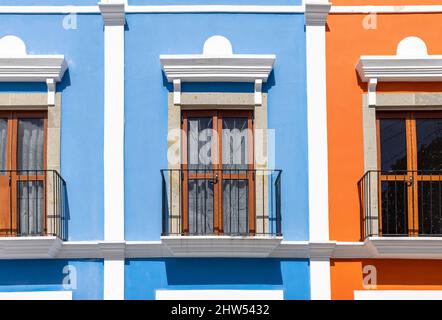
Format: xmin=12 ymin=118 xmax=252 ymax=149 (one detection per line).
xmin=0 ymin=260 xmax=66 ymax=286
xmin=362 ymin=260 xmax=442 ymax=287
xmin=161 ymin=70 xmax=276 ymax=94
xmin=57 ymin=69 xmax=71 ymax=92
xmin=165 ymin=259 xmax=283 ymax=286
xmin=0 ymin=69 xmax=71 ymax=93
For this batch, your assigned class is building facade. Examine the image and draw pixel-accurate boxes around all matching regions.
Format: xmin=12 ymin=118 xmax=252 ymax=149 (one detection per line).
xmin=327 ymin=0 xmax=442 ymax=300
xmin=0 ymin=0 xmax=440 ymax=300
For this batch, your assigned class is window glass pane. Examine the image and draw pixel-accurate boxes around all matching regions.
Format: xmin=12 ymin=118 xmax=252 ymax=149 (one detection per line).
xmin=223 ymin=179 xmax=248 ymax=235
xmin=17 ymin=119 xmax=44 ymax=171
xmin=418 ymin=181 xmax=442 ymax=236
xmin=379 ymin=119 xmax=407 ymax=171
xmin=416 ymin=118 xmax=442 ymax=171
xmin=188 ymin=117 xmax=213 ymax=170
xmin=18 ymin=180 xmax=44 ymax=236
xmin=188 ymin=179 xmax=213 ymax=235
xmin=0 ymin=119 xmax=7 ymax=173
xmin=222 ymin=118 xmax=248 ymax=170
xmin=381 ymin=181 xmax=408 ymax=236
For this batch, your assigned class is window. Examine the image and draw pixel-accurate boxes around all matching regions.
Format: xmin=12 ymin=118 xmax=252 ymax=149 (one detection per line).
xmin=377 ymin=111 xmax=442 ymax=236
xmin=0 ymin=111 xmax=47 ymax=237
xmin=181 ymin=110 xmax=255 ymax=235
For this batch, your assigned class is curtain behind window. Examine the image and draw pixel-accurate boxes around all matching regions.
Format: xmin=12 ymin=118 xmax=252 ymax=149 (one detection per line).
xmin=17 ymin=119 xmax=44 ymax=235
xmin=17 ymin=119 xmax=44 ymax=171
xmin=0 ymin=119 xmax=7 ymax=174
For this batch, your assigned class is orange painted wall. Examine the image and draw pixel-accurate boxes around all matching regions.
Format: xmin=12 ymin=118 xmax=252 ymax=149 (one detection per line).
xmin=326 ymin=13 xmax=442 ymax=241
xmin=332 ymin=0 xmax=442 ymax=5
xmin=331 ymin=259 xmax=442 ymax=300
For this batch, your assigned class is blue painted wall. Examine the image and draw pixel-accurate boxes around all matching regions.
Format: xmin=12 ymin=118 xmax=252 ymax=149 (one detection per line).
xmin=124 ymin=13 xmax=308 ymax=241
xmin=0 ymin=0 xmax=302 ymax=5
xmin=125 ymin=258 xmax=310 ymax=300
xmin=0 ymin=14 xmax=104 ymax=240
xmin=0 ymin=259 xmax=104 ymax=299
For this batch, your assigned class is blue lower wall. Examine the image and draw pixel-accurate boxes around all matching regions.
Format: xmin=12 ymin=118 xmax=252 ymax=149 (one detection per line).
xmin=125 ymin=258 xmax=310 ymax=300
xmin=0 ymin=259 xmax=104 ymax=300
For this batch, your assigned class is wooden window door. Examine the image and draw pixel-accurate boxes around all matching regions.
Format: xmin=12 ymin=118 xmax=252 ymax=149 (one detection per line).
xmin=377 ymin=111 xmax=442 ymax=236
xmin=181 ymin=110 xmax=255 ymax=235
xmin=0 ymin=111 xmax=47 ymax=236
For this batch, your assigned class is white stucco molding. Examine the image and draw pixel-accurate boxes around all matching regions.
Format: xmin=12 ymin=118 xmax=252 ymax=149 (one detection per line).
xmin=160 ymin=35 xmax=275 ymax=106
xmin=161 ymin=236 xmax=283 ymax=257
xmin=2 ymin=238 xmax=442 ymax=259
xmin=0 ymin=236 xmax=63 ymax=259
xmin=98 ymin=2 xmax=126 ymax=26
xmin=305 ymin=1 xmax=332 ymax=26
xmin=357 ymin=36 xmax=442 ymax=106
xmin=0 ymin=35 xmax=67 ymax=106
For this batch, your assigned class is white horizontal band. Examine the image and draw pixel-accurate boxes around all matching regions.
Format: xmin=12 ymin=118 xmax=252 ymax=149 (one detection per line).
xmin=0 ymin=6 xmax=100 ymax=13
xmin=331 ymin=5 xmax=442 ymax=14
xmin=1 ymin=5 xmax=442 ymax=14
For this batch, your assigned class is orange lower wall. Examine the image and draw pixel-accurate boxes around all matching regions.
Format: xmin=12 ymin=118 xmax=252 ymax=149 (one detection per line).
xmin=332 ymin=0 xmax=442 ymax=5
xmin=326 ymin=13 xmax=442 ymax=241
xmin=331 ymin=259 xmax=442 ymax=300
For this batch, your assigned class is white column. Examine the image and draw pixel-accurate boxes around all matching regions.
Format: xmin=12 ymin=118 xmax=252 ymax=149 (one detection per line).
xmin=99 ymin=1 xmax=126 ymax=300
xmin=310 ymin=259 xmax=331 ymax=300
xmin=104 ymin=259 xmax=125 ymax=300
xmin=305 ymin=1 xmax=332 ymax=300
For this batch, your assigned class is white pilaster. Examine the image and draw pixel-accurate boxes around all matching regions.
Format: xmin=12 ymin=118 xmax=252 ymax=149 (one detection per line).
xmin=305 ymin=1 xmax=332 ymax=300
xmin=104 ymin=259 xmax=125 ymax=300
xmin=99 ymin=0 xmax=126 ymax=300
xmin=310 ymin=258 xmax=331 ymax=300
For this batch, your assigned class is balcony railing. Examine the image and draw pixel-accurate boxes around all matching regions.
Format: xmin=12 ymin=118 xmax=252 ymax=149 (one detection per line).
xmin=161 ymin=169 xmax=282 ymax=236
xmin=0 ymin=170 xmax=67 ymax=240
xmin=359 ymin=170 xmax=442 ymax=239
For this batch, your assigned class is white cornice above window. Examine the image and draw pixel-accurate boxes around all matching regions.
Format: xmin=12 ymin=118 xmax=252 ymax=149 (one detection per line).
xmin=0 ymin=56 xmax=67 ymax=82
xmin=0 ymin=35 xmax=67 ymax=106
xmin=160 ymin=35 xmax=275 ymax=106
xmin=357 ymin=56 xmax=442 ymax=82
xmin=357 ymin=36 xmax=441 ymax=106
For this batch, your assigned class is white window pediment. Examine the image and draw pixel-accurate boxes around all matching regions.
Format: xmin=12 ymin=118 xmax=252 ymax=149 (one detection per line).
xmin=357 ymin=36 xmax=442 ymax=106
xmin=160 ymin=35 xmax=275 ymax=106
xmin=0 ymin=35 xmax=67 ymax=106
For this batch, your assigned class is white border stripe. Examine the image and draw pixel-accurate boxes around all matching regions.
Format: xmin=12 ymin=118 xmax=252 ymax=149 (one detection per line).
xmin=331 ymin=5 xmax=442 ymax=14
xmin=156 ymin=290 xmax=284 ymax=300
xmin=126 ymin=5 xmax=304 ymax=13
xmin=1 ymin=5 xmax=442 ymax=14
xmin=0 ymin=6 xmax=100 ymax=13
xmin=355 ymin=290 xmax=442 ymax=300
xmin=0 ymin=291 xmax=72 ymax=300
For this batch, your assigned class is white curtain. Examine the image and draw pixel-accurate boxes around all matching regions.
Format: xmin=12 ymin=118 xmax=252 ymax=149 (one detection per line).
xmin=222 ymin=118 xmax=248 ymax=170
xmin=188 ymin=118 xmax=213 ymax=169
xmin=17 ymin=119 xmax=44 ymax=171
xmin=18 ymin=181 xmax=44 ymax=235
xmin=188 ymin=179 xmax=214 ymax=234
xmin=17 ymin=119 xmax=44 ymax=235
xmin=0 ymin=119 xmax=7 ymax=173
xmin=223 ymin=179 xmax=248 ymax=235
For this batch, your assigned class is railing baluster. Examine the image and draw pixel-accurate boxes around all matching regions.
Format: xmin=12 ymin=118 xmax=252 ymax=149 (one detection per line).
xmin=160 ymin=169 xmax=283 ymax=237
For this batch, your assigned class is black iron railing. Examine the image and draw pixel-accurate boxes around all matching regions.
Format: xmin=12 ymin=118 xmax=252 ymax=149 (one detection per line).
xmin=161 ymin=169 xmax=282 ymax=236
xmin=0 ymin=170 xmax=67 ymax=240
xmin=359 ymin=170 xmax=442 ymax=239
